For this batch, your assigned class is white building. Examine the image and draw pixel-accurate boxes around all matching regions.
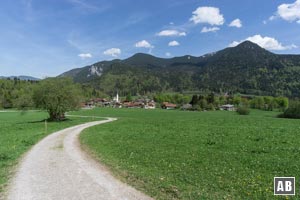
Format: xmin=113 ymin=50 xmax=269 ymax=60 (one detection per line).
xmin=113 ymin=92 xmax=119 ymax=103
xmin=220 ymin=104 xmax=235 ymax=111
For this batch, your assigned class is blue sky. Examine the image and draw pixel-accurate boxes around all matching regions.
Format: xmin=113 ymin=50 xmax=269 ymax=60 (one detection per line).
xmin=0 ymin=0 xmax=300 ymax=78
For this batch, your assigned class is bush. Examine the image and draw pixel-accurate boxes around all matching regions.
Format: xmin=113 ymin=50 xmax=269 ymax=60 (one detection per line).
xmin=236 ymin=107 xmax=250 ymax=115
xmin=191 ymin=104 xmax=202 ymax=111
xmin=206 ymin=103 xmax=215 ymax=111
xmin=279 ymin=101 xmax=300 ymax=119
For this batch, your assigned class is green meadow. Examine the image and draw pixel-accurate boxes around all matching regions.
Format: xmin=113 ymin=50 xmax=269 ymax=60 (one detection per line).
xmin=76 ymin=108 xmax=300 ymax=199
xmin=0 ymin=111 xmax=96 ymax=193
xmin=1 ymin=108 xmax=300 ymax=199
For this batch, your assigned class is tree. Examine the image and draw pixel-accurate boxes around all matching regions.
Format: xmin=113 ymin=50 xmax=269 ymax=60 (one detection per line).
xmin=233 ymin=96 xmax=242 ymax=106
xmin=0 ymin=95 xmax=3 ymax=109
xmin=263 ymin=96 xmax=273 ymax=110
xmin=190 ymin=95 xmax=199 ymax=106
xmin=14 ymin=93 xmax=34 ymax=110
xmin=241 ymin=98 xmax=249 ymax=107
xmin=207 ymin=92 xmax=215 ymax=104
xmin=13 ymin=85 xmax=34 ymax=110
xmin=276 ymin=97 xmax=289 ymax=111
xmin=33 ymin=77 xmax=82 ymax=121
xmin=250 ymin=97 xmax=265 ymax=109
xmin=125 ymin=93 xmax=133 ymax=102
xmin=279 ymin=101 xmax=300 ymax=119
xmin=199 ymin=99 xmax=208 ymax=109
xmin=219 ymin=96 xmax=226 ymax=105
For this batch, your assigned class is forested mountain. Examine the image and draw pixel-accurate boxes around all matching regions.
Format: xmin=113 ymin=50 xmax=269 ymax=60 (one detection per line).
xmin=59 ymin=41 xmax=300 ymax=97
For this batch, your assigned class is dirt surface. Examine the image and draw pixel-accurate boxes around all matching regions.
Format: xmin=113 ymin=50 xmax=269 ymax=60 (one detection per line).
xmin=7 ymin=118 xmax=152 ymax=200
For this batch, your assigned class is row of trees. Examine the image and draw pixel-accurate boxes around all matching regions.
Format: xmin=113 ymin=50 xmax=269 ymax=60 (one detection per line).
xmin=126 ymin=92 xmax=290 ymax=112
xmin=249 ymin=96 xmax=288 ymax=111
xmin=186 ymin=94 xmax=289 ymax=111
xmin=188 ymin=94 xmax=237 ymax=111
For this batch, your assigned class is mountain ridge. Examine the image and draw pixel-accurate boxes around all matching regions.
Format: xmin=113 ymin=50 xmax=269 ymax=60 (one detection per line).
xmin=59 ymin=41 xmax=300 ymax=97
xmin=0 ymin=75 xmax=40 ymax=81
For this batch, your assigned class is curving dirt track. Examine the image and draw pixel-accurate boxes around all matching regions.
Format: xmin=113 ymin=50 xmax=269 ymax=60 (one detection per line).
xmin=6 ymin=118 xmax=152 ymax=200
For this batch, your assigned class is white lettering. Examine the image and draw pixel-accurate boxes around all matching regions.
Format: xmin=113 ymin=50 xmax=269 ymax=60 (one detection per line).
xmin=285 ymin=181 xmax=292 ymax=192
xmin=277 ymin=181 xmax=284 ymax=191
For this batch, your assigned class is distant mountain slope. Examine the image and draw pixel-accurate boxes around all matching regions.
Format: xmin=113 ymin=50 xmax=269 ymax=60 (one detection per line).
xmin=0 ymin=75 xmax=40 ymax=81
xmin=59 ymin=41 xmax=300 ymax=97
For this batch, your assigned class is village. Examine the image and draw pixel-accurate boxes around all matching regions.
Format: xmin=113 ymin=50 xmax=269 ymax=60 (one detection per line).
xmin=81 ymin=93 xmax=236 ymax=111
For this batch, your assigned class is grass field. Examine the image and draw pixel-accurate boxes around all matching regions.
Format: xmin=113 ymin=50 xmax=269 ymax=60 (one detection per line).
xmin=76 ymin=108 xmax=300 ymax=199
xmin=0 ymin=111 xmax=97 ymax=194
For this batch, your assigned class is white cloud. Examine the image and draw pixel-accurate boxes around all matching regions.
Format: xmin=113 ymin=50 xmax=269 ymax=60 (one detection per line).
xmin=157 ymin=30 xmax=186 ymax=37
xmin=278 ymin=0 xmax=300 ymax=21
xmin=190 ymin=6 xmax=224 ymax=25
xmin=269 ymin=15 xmax=277 ymax=21
xmin=135 ymin=40 xmax=154 ymax=48
xmin=78 ymin=53 xmax=92 ymax=59
xmin=229 ymin=34 xmax=298 ymax=50
xmin=165 ymin=52 xmax=172 ymax=57
xmin=229 ymin=41 xmax=240 ymax=47
xmin=168 ymin=40 xmax=180 ymax=46
xmin=270 ymin=0 xmax=300 ymax=23
xmin=229 ymin=19 xmax=242 ymax=28
xmin=201 ymin=26 xmax=220 ymax=33
xmin=103 ymin=48 xmax=121 ymax=57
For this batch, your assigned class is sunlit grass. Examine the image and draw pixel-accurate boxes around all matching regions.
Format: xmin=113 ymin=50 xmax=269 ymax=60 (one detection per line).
xmin=78 ymin=108 xmax=300 ymax=199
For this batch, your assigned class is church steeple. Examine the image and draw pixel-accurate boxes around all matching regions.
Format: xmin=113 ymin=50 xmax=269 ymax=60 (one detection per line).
xmin=113 ymin=92 xmax=119 ymax=103
xmin=116 ymin=92 xmax=119 ymax=103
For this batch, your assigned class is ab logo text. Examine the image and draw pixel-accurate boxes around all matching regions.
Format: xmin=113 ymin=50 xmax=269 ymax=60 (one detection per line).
xmin=274 ymin=177 xmax=295 ymax=195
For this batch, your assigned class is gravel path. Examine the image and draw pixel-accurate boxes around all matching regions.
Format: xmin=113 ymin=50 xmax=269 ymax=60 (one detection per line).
xmin=7 ymin=118 xmax=152 ymax=200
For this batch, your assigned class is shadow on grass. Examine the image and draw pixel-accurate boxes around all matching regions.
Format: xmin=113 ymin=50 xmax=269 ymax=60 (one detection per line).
xmin=16 ymin=118 xmax=73 ymax=125
xmin=32 ymin=118 xmax=73 ymax=123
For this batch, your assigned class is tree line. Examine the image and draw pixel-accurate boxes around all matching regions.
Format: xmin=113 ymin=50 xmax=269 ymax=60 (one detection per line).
xmin=188 ymin=94 xmax=289 ymax=111
xmin=0 ymin=77 xmax=295 ymax=120
xmin=153 ymin=93 xmax=289 ymax=112
xmin=0 ymin=79 xmax=36 ymax=109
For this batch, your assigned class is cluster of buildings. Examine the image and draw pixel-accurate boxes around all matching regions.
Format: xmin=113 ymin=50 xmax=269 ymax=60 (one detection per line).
xmin=122 ymin=101 xmax=156 ymax=109
xmin=81 ymin=93 xmax=235 ymax=111
xmin=81 ymin=98 xmax=111 ymax=109
xmin=81 ymin=93 xmax=158 ymax=110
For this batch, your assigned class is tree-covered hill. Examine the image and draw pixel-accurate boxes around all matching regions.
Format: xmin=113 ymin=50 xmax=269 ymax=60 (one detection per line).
xmin=59 ymin=41 xmax=300 ymax=97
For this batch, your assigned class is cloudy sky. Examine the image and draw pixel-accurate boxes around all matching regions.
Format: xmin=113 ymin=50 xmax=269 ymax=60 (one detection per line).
xmin=0 ymin=0 xmax=300 ymax=78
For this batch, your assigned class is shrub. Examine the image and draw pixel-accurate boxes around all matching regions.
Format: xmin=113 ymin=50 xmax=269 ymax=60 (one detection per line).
xmin=206 ymin=103 xmax=215 ymax=111
xmin=236 ymin=106 xmax=250 ymax=115
xmin=191 ymin=104 xmax=202 ymax=111
xmin=279 ymin=101 xmax=300 ymax=119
